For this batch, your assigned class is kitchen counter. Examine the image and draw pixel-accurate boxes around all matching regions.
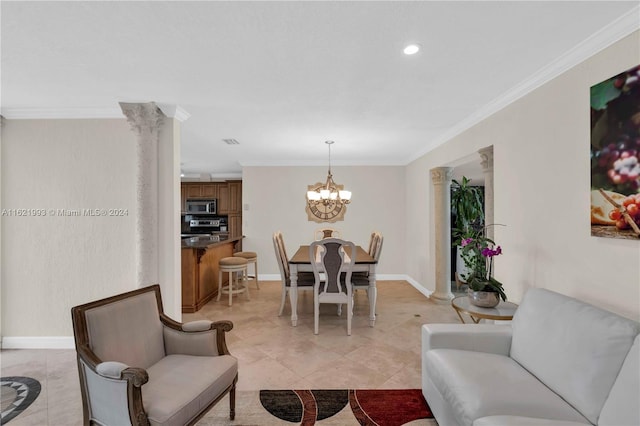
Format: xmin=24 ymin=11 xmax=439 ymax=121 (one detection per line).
xmin=181 ymin=235 xmax=244 ymax=312
xmin=181 ymin=234 xmax=240 ymax=249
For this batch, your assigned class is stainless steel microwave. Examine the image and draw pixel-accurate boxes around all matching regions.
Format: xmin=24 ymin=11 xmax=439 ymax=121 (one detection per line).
xmin=186 ymin=199 xmax=217 ymax=214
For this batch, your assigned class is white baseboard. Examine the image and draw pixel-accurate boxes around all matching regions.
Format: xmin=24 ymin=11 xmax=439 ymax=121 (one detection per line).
xmin=1 ymin=336 xmax=75 ymax=349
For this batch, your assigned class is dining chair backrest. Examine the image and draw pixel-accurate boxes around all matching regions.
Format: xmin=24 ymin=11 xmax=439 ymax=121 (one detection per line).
xmin=274 ymin=231 xmax=315 ymax=317
xmin=367 ymin=232 xmax=377 ymax=255
xmin=310 ymin=238 xmax=355 ymax=296
xmin=272 ymin=231 xmax=290 ymax=280
xmin=314 ymin=227 xmax=342 ymax=240
xmin=370 ymin=231 xmax=384 ymax=262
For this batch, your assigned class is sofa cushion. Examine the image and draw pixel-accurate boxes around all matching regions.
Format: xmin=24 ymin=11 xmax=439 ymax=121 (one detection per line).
xmin=599 ymin=335 xmax=640 ymax=426
xmin=473 ymin=416 xmax=589 ymax=426
xmin=425 ymin=349 xmax=589 ymax=426
xmin=510 ymin=288 xmax=640 ymax=424
xmin=143 ymin=354 xmax=238 ymax=426
xmin=85 ymin=291 xmax=166 ymax=369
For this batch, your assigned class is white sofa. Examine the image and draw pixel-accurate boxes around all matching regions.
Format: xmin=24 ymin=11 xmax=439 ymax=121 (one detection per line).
xmin=422 ymin=288 xmax=640 ymax=426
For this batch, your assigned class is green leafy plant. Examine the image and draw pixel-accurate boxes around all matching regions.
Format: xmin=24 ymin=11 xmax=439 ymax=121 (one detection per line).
xmin=451 ymin=177 xmax=485 ymax=245
xmin=459 ymin=226 xmax=507 ymax=301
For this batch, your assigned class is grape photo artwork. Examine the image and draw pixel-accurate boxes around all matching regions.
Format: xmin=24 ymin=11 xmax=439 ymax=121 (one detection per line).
xmin=590 ymin=64 xmax=640 ymax=240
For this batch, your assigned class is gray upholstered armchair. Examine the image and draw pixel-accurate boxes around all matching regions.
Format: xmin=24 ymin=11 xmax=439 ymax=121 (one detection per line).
xmin=71 ymin=284 xmax=238 ymax=426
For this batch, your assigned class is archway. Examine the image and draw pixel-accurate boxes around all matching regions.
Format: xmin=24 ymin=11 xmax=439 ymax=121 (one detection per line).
xmin=430 ymin=146 xmax=494 ymax=303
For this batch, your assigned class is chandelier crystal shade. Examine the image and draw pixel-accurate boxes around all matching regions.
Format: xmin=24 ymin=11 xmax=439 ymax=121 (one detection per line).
xmin=305 ymin=141 xmax=351 ymax=222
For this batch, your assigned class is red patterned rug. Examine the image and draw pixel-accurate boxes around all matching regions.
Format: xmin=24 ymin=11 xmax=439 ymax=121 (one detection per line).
xmin=259 ymin=389 xmax=433 ymax=425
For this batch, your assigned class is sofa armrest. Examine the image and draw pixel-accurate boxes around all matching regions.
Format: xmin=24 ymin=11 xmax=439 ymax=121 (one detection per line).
xmin=163 ymin=320 xmax=234 ymax=357
xmin=422 ymin=324 xmax=512 ymax=356
xmin=473 ymin=416 xmax=590 ymax=426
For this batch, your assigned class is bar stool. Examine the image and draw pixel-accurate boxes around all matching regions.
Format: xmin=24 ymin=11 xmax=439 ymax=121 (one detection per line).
xmin=233 ymin=251 xmax=260 ymax=289
xmin=217 ymin=257 xmax=250 ymax=306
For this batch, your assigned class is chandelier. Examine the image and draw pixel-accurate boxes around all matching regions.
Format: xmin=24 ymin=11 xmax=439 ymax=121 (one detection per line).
xmin=306 ymin=141 xmax=352 ymax=214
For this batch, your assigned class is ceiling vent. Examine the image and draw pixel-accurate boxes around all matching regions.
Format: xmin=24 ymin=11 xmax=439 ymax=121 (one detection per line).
xmin=223 ymin=138 xmax=240 ymax=145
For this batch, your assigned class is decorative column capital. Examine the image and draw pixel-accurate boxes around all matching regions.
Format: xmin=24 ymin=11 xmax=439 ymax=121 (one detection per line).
xmin=430 ymin=167 xmax=453 ymax=185
xmin=478 ymin=146 xmax=494 ymax=171
xmin=119 ymin=102 xmax=165 ymax=135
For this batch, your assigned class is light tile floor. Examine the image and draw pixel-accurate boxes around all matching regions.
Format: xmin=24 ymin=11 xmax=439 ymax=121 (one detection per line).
xmin=0 ymin=280 xmax=464 ymax=425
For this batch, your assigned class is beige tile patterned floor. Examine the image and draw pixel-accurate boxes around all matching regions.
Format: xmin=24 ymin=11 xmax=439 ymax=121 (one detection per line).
xmin=0 ymin=280 xmax=463 ymax=425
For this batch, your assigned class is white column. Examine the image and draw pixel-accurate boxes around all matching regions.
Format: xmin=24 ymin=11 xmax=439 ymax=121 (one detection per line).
xmin=478 ymin=146 xmax=494 ymax=240
xmin=120 ymin=102 xmax=165 ymax=289
xmin=157 ymin=106 xmax=189 ymax=320
xmin=0 ymin=116 xmax=4 ymax=348
xmin=430 ymin=167 xmax=454 ymax=304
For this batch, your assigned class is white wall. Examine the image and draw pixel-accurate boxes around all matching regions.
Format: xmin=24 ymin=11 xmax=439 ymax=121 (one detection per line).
xmin=406 ymin=31 xmax=640 ymax=320
xmin=242 ymin=166 xmax=405 ymax=277
xmin=1 ymin=119 xmax=138 ymax=342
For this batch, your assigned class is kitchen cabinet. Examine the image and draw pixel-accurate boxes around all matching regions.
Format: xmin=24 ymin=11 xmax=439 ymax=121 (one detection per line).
xmin=185 ymin=184 xmax=203 ymax=199
xmin=181 ymin=181 xmax=242 ymax=214
xmin=228 ymin=181 xmax=242 ymax=214
xmin=217 ymin=184 xmax=230 ymax=214
xmin=183 ymin=183 xmax=218 ymax=200
xmin=181 ymin=188 xmax=187 ymax=212
xmin=228 ymin=213 xmax=242 ymax=251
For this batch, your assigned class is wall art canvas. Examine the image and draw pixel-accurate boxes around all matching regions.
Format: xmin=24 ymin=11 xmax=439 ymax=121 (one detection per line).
xmin=590 ymin=64 xmax=640 ymax=240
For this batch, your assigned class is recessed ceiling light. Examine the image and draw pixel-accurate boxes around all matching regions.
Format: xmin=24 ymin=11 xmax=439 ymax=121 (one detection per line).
xmin=403 ymin=44 xmax=421 ymax=55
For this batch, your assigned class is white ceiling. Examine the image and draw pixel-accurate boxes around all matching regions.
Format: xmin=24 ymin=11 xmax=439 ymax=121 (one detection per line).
xmin=2 ymin=1 xmax=639 ymax=178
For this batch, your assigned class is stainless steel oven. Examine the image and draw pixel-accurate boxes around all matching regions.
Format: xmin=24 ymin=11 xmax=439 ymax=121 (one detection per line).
xmin=189 ymin=218 xmax=220 ymax=230
xmin=186 ymin=199 xmax=217 ymax=214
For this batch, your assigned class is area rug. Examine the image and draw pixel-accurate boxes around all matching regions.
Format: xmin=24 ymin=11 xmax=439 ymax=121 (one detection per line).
xmin=259 ymin=389 xmax=433 ymax=426
xmin=0 ymin=376 xmax=41 ymax=424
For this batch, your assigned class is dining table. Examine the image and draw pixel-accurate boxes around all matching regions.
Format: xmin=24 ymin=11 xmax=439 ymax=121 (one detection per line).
xmin=288 ymin=244 xmax=378 ymax=327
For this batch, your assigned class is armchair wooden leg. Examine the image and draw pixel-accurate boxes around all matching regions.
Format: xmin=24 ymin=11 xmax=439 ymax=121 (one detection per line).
xmin=229 ymin=382 xmax=236 ymax=420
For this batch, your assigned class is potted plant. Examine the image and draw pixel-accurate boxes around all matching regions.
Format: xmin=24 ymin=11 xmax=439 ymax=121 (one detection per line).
xmin=451 ymin=177 xmax=485 ymax=282
xmin=459 ymin=226 xmax=507 ymax=307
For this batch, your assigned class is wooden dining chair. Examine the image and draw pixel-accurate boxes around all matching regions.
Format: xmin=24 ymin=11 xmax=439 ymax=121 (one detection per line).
xmin=352 ymin=231 xmax=383 ymax=299
xmin=272 ymin=231 xmax=315 ymax=316
xmin=314 ymin=227 xmax=342 ymax=240
xmin=310 ymin=238 xmax=356 ymax=335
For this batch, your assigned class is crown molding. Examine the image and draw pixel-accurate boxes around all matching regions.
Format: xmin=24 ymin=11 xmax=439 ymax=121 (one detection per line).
xmin=239 ymin=159 xmax=406 ymax=167
xmin=0 ymin=103 xmax=192 ymax=122
xmin=0 ymin=107 xmax=124 ymax=119
xmin=156 ymin=103 xmax=191 ymax=122
xmin=406 ymin=5 xmax=640 ymax=164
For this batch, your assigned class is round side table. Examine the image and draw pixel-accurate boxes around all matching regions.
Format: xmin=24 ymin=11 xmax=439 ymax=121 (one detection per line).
xmin=452 ymin=296 xmax=518 ymax=324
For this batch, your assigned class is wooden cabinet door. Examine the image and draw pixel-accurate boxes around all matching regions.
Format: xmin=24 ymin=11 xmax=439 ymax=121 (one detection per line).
xmin=201 ymin=184 xmax=217 ymax=199
xmin=217 ymin=184 xmax=230 ymax=214
xmin=183 ymin=183 xmax=217 ymax=200
xmin=229 ymin=214 xmax=242 ymax=238
xmin=180 ymin=184 xmax=188 ymax=211
xmin=228 ymin=214 xmax=242 ymax=251
xmin=229 ymin=181 xmax=242 ymax=213
xmin=185 ymin=184 xmax=203 ymax=198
